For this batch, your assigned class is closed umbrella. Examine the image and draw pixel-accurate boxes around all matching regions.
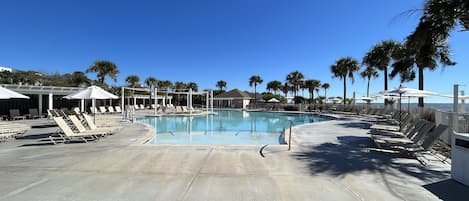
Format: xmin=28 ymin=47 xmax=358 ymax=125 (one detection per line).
xmin=64 ymin=86 xmax=118 ymax=123
xmin=0 ymin=86 xmax=29 ymax=99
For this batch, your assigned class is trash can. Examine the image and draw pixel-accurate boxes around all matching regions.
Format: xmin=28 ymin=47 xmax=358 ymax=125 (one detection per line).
xmin=451 ymin=131 xmax=469 ymax=186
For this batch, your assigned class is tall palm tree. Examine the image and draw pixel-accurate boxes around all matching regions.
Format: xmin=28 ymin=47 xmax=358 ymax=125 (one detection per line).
xmin=360 ymin=67 xmax=379 ymax=97
xmin=304 ymin=79 xmax=321 ymax=103
xmin=216 ymin=80 xmax=227 ymax=92
xmin=249 ymin=75 xmax=263 ymax=107
xmin=286 ymin=71 xmax=304 ymax=98
xmin=363 ymin=40 xmax=401 ymax=104
xmin=391 ymin=0 xmax=461 ymax=107
xmin=86 ymin=60 xmax=119 ymax=85
xmin=266 ymin=80 xmax=282 ymax=95
xmin=331 ymin=57 xmax=361 ymax=105
xmin=187 ymin=82 xmax=198 ymax=92
xmin=321 ymin=83 xmax=330 ymax=102
xmin=125 ymin=75 xmax=140 ymax=88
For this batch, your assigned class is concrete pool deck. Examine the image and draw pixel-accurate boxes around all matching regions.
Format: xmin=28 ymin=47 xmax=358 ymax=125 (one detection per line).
xmin=0 ymin=115 xmax=468 ymax=200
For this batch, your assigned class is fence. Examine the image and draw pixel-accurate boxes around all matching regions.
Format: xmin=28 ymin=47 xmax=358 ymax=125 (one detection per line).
xmin=435 ymin=110 xmax=469 ymax=144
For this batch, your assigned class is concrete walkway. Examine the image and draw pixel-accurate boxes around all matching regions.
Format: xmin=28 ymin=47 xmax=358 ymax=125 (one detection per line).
xmin=0 ymin=115 xmax=467 ymax=201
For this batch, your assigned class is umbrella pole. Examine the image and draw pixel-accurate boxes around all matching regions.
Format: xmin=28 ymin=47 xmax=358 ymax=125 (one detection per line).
xmin=93 ymin=98 xmax=96 ymax=124
xmin=399 ymin=94 xmax=402 ymax=132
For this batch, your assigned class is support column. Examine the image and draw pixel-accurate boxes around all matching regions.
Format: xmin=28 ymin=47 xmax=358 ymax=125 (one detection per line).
xmin=210 ymin=90 xmax=214 ymax=113
xmin=154 ymin=87 xmax=158 ymax=115
xmin=461 ymin=90 xmax=465 ymax=113
xmin=189 ymin=88 xmax=193 ymax=116
xmin=48 ymin=93 xmax=53 ymax=111
xmin=169 ymin=97 xmax=172 ymax=105
xmin=81 ymin=99 xmax=85 ymax=112
xmin=163 ymin=96 xmax=166 ymax=107
xmin=38 ymin=94 xmax=43 ymax=115
xmin=133 ymin=97 xmax=137 ymax=107
xmin=121 ymin=87 xmax=125 ymax=116
xmin=205 ymin=91 xmax=210 ymax=112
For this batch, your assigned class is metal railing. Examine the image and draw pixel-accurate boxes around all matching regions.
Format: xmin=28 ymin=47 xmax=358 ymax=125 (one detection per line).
xmin=288 ymin=120 xmax=294 ymax=151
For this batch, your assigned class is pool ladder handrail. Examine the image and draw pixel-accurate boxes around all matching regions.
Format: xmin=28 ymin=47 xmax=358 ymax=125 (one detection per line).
xmin=288 ymin=120 xmax=294 ymax=151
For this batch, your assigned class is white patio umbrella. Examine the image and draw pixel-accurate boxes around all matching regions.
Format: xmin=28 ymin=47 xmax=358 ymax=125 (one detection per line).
xmin=63 ymin=86 xmax=118 ymax=123
xmin=377 ymin=85 xmax=439 ymax=130
xmin=0 ymin=86 xmax=29 ymax=99
xmin=267 ymin=98 xmax=280 ymax=103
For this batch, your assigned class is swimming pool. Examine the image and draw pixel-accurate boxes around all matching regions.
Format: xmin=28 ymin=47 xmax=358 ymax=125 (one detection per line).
xmin=137 ymin=110 xmax=333 ymax=145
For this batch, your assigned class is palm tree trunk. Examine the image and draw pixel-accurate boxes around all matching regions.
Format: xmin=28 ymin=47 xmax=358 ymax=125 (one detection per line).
xmin=418 ymin=67 xmax=424 ymax=108
xmin=367 ymin=78 xmax=370 ymax=97
xmin=343 ymin=77 xmax=347 ymax=105
xmin=324 ymin=90 xmax=327 ymax=104
xmin=384 ymin=67 xmax=388 ymax=105
xmin=309 ymin=90 xmax=314 ymax=103
xmin=254 ymin=85 xmax=257 ymax=108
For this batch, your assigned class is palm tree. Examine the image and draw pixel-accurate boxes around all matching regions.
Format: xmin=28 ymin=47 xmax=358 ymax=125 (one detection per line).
xmin=187 ymin=82 xmax=198 ymax=92
xmin=144 ymin=77 xmax=159 ymax=106
xmin=266 ymin=80 xmax=282 ymax=95
xmin=331 ymin=57 xmax=361 ymax=105
xmin=174 ymin=82 xmax=187 ymax=104
xmin=158 ymin=80 xmax=173 ymax=91
xmin=360 ymin=67 xmax=379 ymax=97
xmin=144 ymin=77 xmax=158 ymax=88
xmin=363 ymin=40 xmax=401 ymax=104
xmin=125 ymin=75 xmax=140 ymax=87
xmin=304 ymin=79 xmax=321 ymax=103
xmin=281 ymin=83 xmax=290 ymax=98
xmin=86 ymin=60 xmax=119 ymax=85
xmin=391 ymin=0 xmax=461 ymax=107
xmin=321 ymin=83 xmax=330 ymax=102
xmin=216 ymin=80 xmax=227 ymax=92
xmin=70 ymin=71 xmax=91 ymax=87
xmin=286 ymin=71 xmax=304 ymax=98
xmin=249 ymin=75 xmax=263 ymax=107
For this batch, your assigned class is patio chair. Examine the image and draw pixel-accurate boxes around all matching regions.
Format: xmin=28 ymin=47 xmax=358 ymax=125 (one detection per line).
xmin=50 ymin=117 xmax=101 ymax=144
xmin=386 ymin=124 xmax=448 ymax=156
xmin=115 ymin=106 xmax=122 ymax=113
xmin=81 ymin=114 xmax=121 ymax=134
xmin=0 ymin=122 xmax=31 ymax=141
xmin=9 ymin=109 xmax=26 ymax=120
xmin=68 ymin=115 xmax=110 ymax=136
xmin=107 ymin=106 xmax=115 ymax=113
xmin=372 ymin=120 xmax=433 ymax=146
xmin=139 ymin=104 xmax=145 ymax=109
xmin=72 ymin=107 xmax=81 ymax=115
xmin=27 ymin=108 xmax=43 ymax=119
xmin=99 ymin=106 xmax=108 ymax=114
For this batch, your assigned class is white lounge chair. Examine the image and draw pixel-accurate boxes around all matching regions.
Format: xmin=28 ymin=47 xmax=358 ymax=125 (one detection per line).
xmin=115 ymin=106 xmax=122 ymax=113
xmin=99 ymin=106 xmax=108 ymax=114
xmin=50 ymin=117 xmax=101 ymax=144
xmin=68 ymin=115 xmax=113 ymax=136
xmin=107 ymin=106 xmax=115 ymax=113
xmin=82 ymin=114 xmax=121 ymax=134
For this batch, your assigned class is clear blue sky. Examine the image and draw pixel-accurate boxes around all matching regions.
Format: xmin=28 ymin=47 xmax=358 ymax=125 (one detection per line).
xmin=0 ymin=0 xmax=467 ymax=102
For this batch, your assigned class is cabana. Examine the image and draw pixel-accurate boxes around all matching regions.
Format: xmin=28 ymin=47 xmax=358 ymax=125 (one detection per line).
xmin=213 ymin=89 xmax=252 ymax=109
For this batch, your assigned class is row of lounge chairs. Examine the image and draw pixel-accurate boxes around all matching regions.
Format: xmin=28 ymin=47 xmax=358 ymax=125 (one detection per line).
xmin=0 ymin=122 xmax=31 ymax=142
xmin=48 ymin=109 xmax=122 ymax=144
xmin=367 ymin=111 xmax=448 ymax=157
xmin=5 ymin=108 xmax=45 ymax=121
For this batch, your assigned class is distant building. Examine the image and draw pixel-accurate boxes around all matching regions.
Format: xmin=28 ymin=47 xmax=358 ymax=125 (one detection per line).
xmin=213 ymin=89 xmax=252 ymax=109
xmin=0 ymin=66 xmax=13 ymax=72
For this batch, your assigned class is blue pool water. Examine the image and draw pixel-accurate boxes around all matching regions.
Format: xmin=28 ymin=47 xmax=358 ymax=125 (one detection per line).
xmin=137 ymin=110 xmax=332 ymax=145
